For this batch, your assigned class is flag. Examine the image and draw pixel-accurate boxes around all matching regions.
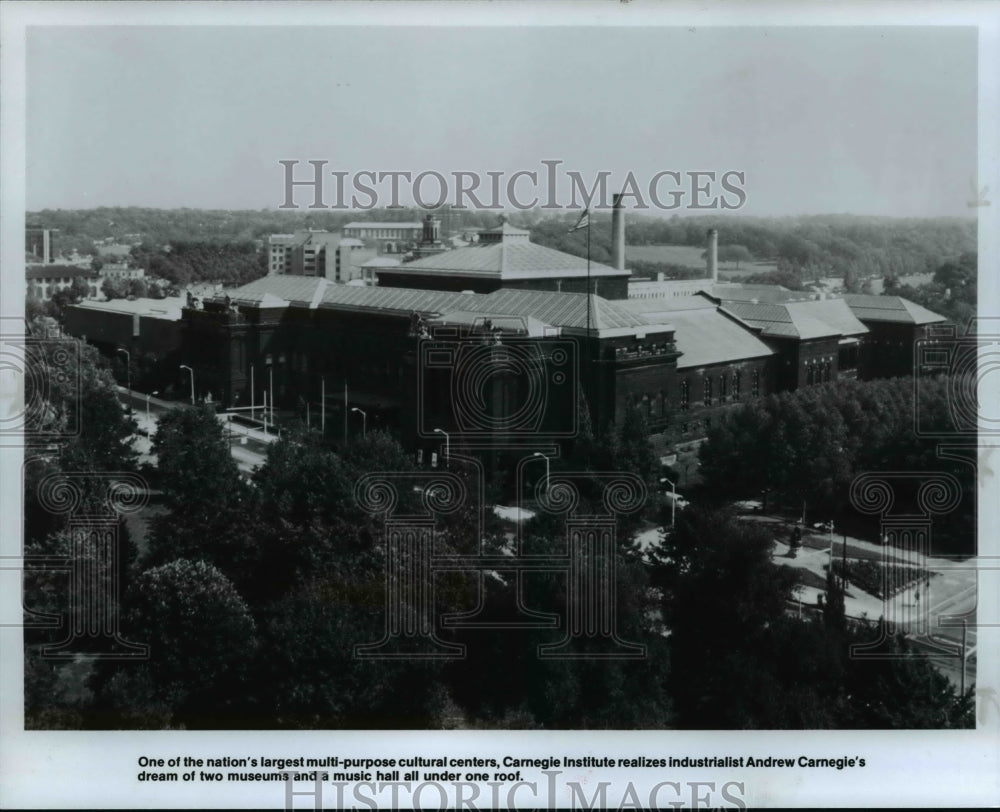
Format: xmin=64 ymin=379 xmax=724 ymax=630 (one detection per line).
xmin=568 ymin=209 xmax=590 ymax=233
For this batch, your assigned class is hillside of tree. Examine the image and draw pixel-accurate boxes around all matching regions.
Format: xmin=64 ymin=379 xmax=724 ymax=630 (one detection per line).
xmin=28 ymin=208 xmax=976 ymax=316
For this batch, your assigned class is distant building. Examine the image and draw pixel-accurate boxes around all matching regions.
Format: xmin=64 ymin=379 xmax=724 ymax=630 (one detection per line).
xmin=267 ymin=230 xmax=375 ymax=282
xmin=26 ymin=266 xmax=100 ymax=301
xmin=376 ymin=214 xmax=631 ymax=298
xmin=343 ymin=221 xmax=423 ymax=254
xmin=101 ymin=264 xmax=145 ymax=281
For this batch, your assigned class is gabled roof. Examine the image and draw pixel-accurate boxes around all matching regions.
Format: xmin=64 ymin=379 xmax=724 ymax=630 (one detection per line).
xmin=318 ymin=285 xmax=475 ymax=316
xmin=621 ymin=295 xmax=773 ymax=368
xmin=217 ymin=276 xmax=657 ymax=336
xmin=669 ymin=308 xmax=775 ymax=369
xmin=391 ymin=241 xmax=629 ymax=280
xmin=721 ymin=298 xmax=868 ymax=340
xmin=226 ymin=274 xmax=325 ymax=307
xmin=843 ymin=294 xmax=946 ymax=325
xmin=469 ymin=289 xmax=652 ymax=334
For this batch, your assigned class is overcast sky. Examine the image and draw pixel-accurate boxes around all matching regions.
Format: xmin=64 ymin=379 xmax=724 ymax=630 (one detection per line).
xmin=26 ymin=25 xmax=978 ymax=217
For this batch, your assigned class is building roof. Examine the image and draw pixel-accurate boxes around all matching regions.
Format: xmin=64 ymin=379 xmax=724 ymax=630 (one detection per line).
xmin=68 ymin=296 xmax=185 ymax=321
xmin=621 ymin=296 xmax=774 ymax=368
xmin=227 ymin=275 xmax=326 ymax=307
xmin=217 ymin=276 xmax=657 ymax=336
xmin=25 ymin=266 xmax=99 ymax=280
xmin=468 ymin=289 xmax=651 ymax=335
xmin=343 ymin=222 xmax=422 ymax=230
xmin=388 ymin=240 xmax=629 ymax=280
xmin=721 ymin=298 xmax=868 ymax=340
xmin=318 ymin=284 xmax=477 ymax=316
xmin=842 ymin=294 xmax=946 ymax=325
xmin=361 ymin=257 xmax=402 ymax=268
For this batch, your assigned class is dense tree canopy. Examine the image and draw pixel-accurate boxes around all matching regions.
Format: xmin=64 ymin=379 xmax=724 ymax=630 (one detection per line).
xmin=698 ymin=376 xmax=975 ymax=554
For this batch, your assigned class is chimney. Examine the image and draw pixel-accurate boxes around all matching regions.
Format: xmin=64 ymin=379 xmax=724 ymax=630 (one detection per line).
xmin=611 ymin=193 xmax=626 ymax=272
xmin=706 ymin=228 xmax=718 ymax=284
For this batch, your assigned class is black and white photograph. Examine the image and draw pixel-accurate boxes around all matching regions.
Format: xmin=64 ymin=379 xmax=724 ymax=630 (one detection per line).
xmin=2 ymin=1 xmax=998 ymax=808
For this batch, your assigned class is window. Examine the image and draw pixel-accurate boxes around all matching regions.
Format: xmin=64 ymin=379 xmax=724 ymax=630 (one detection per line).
xmin=719 ymin=374 xmax=728 ymax=402
xmin=680 ymin=380 xmax=690 ymax=410
xmin=704 ymin=377 xmax=713 ymax=407
xmin=752 ymin=370 xmax=760 ymax=397
xmin=733 ymin=371 xmax=742 ymax=401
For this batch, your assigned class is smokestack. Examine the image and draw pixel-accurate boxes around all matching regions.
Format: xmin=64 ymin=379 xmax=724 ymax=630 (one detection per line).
xmin=611 ymin=193 xmax=626 ymax=272
xmin=707 ymin=228 xmax=718 ymax=284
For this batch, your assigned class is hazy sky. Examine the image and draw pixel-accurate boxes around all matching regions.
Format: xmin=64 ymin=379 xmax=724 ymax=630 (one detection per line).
xmin=26 ymin=25 xmax=978 ymax=216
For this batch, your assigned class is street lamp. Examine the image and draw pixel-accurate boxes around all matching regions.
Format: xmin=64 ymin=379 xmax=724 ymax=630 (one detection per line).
xmin=662 ymin=476 xmax=677 ymax=528
xmin=533 ymin=452 xmax=551 ymax=493
xmin=116 ymin=348 xmax=131 ymax=414
xmin=433 ymin=428 xmax=449 ymax=463
xmin=179 ymin=365 xmax=195 ymax=405
xmin=146 ymin=390 xmax=159 ymax=421
xmin=827 ymin=520 xmax=836 ymax=586
xmin=351 ymin=407 xmax=367 ymax=439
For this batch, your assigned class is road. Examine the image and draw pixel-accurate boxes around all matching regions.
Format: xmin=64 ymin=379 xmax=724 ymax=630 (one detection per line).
xmin=118 ymin=388 xmax=270 ymax=474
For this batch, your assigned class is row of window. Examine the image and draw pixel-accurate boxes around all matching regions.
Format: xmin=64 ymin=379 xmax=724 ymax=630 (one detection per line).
xmin=631 ymin=369 xmax=764 ymax=418
xmin=805 ymin=362 xmax=832 ymax=385
xmin=676 ymin=369 xmax=761 ymax=411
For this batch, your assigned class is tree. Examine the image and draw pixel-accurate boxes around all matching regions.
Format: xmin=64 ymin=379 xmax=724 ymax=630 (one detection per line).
xmin=101 ymin=276 xmax=127 ymax=300
xmin=717 ymin=244 xmax=753 ymax=270
xmin=126 ymin=277 xmax=149 ymax=298
xmin=97 ymin=559 xmax=258 ymax=728
xmin=148 ymin=406 xmax=258 ymax=586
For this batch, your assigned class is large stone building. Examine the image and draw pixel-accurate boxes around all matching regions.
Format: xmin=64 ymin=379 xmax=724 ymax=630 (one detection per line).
xmin=62 ymin=210 xmax=948 ymax=458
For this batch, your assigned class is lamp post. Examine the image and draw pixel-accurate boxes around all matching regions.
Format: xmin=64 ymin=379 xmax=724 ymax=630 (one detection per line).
xmin=179 ymin=365 xmax=195 ymax=405
xmin=146 ymin=390 xmax=159 ymax=421
xmin=827 ymin=520 xmax=836 ymax=586
xmin=117 ymin=348 xmax=131 ymax=414
xmin=663 ymin=476 xmax=677 ymax=528
xmin=433 ymin=428 xmax=449 ymax=463
xmin=351 ymin=407 xmax=367 ymax=439
xmin=533 ymin=452 xmax=551 ymax=494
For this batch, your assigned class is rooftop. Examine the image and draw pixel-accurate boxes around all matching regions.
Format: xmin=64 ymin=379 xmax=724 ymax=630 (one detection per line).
xmin=843 ymin=293 xmax=947 ymax=325
xmin=26 ymin=266 xmax=100 ymax=280
xmin=217 ymin=276 xmax=659 ymax=336
xmin=68 ymin=296 xmax=185 ymax=321
xmin=721 ymin=298 xmax=868 ymax=340
xmin=393 ymin=240 xmax=628 ymax=280
xmin=621 ymin=296 xmax=773 ymax=368
xmin=344 ymin=222 xmax=423 ymax=230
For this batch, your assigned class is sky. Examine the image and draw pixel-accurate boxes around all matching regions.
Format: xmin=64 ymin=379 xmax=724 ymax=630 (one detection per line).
xmin=26 ymin=24 xmax=979 ymax=217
